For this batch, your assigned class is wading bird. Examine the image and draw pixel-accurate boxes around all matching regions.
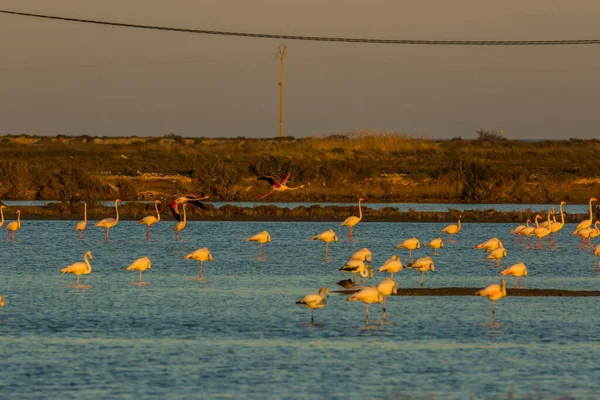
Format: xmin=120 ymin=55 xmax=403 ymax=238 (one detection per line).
xmin=339 ymin=260 xmax=374 ymax=283
xmin=244 ymin=230 xmax=271 ymax=259
xmin=533 ymin=213 xmax=552 ymax=249
xmin=441 ymin=215 xmax=462 ymax=242
xmin=425 ymin=237 xmax=444 ymax=255
xmin=594 ymin=244 xmax=600 ymax=270
xmin=172 ymin=203 xmax=188 ymax=241
xmin=347 ymin=286 xmax=383 ymax=326
xmin=350 ymin=247 xmax=372 ymax=263
xmin=183 ymin=247 xmax=213 ymax=280
xmin=572 ymin=197 xmax=597 ymax=245
xmin=126 ymin=256 xmax=152 ymax=284
xmin=521 ymin=220 xmax=536 ymax=248
xmin=476 ymin=279 xmax=507 ymax=323
xmin=549 ymin=201 xmax=567 ymax=247
xmin=395 ymin=238 xmax=420 ymax=261
xmin=500 ymin=262 xmax=528 ymax=287
xmin=573 ymin=221 xmax=600 ymax=249
xmin=163 ymin=194 xmax=209 ymax=221
xmin=61 ymin=251 xmax=93 ymax=287
xmin=5 ymin=209 xmax=21 ymax=241
xmin=405 ymin=256 xmax=435 ymax=288
xmin=0 ymin=295 xmax=4 ymax=307
xmin=0 ymin=205 xmax=6 ymax=229
xmin=378 ymin=255 xmax=402 ymax=279
xmin=486 ymin=246 xmax=507 ymax=268
xmin=511 ymin=219 xmax=529 ymax=242
xmin=296 ymin=287 xmax=329 ymax=323
xmin=257 ymin=172 xmax=305 ymax=199
xmin=340 ymin=198 xmax=364 ymax=241
xmin=377 ymin=278 xmax=398 ymax=320
xmin=310 ymin=229 xmax=338 ymax=260
xmin=475 ymin=237 xmax=503 ymax=252
xmin=95 ymin=199 xmax=121 ymax=242
xmin=138 ymin=200 xmax=161 ymax=241
xmin=74 ymin=202 xmax=87 ymax=240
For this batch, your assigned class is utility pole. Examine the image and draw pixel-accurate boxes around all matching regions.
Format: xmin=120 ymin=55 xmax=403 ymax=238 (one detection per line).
xmin=277 ymin=44 xmax=288 ymax=138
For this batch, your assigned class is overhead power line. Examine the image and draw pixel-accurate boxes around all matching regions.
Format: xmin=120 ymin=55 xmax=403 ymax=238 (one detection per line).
xmin=2 ymin=9 xmax=600 ymax=46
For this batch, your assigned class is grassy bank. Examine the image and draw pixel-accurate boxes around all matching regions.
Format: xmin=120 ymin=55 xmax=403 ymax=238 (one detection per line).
xmin=1 ymin=132 xmax=600 ymax=204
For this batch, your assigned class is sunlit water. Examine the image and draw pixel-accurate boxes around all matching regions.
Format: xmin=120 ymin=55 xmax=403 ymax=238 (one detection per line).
xmin=1 ymin=220 xmax=599 ymax=399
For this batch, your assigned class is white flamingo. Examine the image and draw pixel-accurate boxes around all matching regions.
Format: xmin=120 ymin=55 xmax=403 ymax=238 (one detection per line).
xmin=350 ymin=248 xmax=372 ymax=262
xmin=475 ymin=237 xmax=503 ymax=252
xmin=126 ymin=256 xmax=152 ymax=284
xmin=95 ymin=199 xmax=121 ymax=242
xmin=0 ymin=205 xmax=6 ymax=229
xmin=310 ymin=229 xmax=338 ymax=259
xmin=377 ymin=278 xmax=398 ymax=320
xmin=74 ymin=202 xmax=87 ymax=240
xmin=339 ymin=260 xmax=374 ymax=283
xmin=61 ymin=251 xmax=93 ymax=287
xmin=340 ymin=198 xmax=364 ymax=241
xmin=440 ymin=215 xmax=462 ymax=242
xmin=395 ymin=238 xmax=420 ymax=261
xmin=572 ymin=197 xmax=597 ymax=243
xmin=511 ymin=220 xmax=529 ymax=242
xmin=476 ymin=279 xmax=507 ymax=323
xmin=172 ymin=203 xmax=188 ymax=241
xmin=244 ymin=230 xmax=271 ymax=259
xmin=379 ymin=255 xmax=402 ymax=278
xmin=183 ymin=247 xmax=213 ymax=280
xmin=5 ymin=209 xmax=21 ymax=241
xmin=500 ymin=262 xmax=528 ymax=287
xmin=405 ymin=256 xmax=435 ymax=287
xmin=347 ymin=286 xmax=383 ymax=326
xmin=296 ymin=287 xmax=329 ymax=323
xmin=424 ymin=237 xmax=443 ymax=255
xmin=573 ymin=221 xmax=600 ymax=249
xmin=138 ymin=200 xmax=161 ymax=241
xmin=549 ymin=201 xmax=566 ymax=247
xmin=486 ymin=247 xmax=507 ymax=268
xmin=532 ymin=213 xmax=552 ymax=249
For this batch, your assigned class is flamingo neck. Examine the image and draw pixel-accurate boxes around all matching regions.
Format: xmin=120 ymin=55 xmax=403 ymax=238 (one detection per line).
xmin=358 ymin=199 xmax=363 ymax=220
xmin=589 ymin=198 xmax=594 ymax=221
xmin=155 ymin=202 xmax=160 ymax=221
xmin=457 ymin=217 xmax=461 ymax=231
xmin=114 ymin=201 xmax=120 ymax=223
xmin=84 ymin=203 xmax=87 ymax=222
xmin=84 ymin=253 xmax=92 ymax=273
xmin=359 ymin=267 xmax=368 ymax=278
xmin=525 ymin=220 xmax=530 ymax=227
xmin=535 ymin=217 xmax=540 ymax=228
xmin=0 ymin=208 xmax=3 ymax=226
xmin=17 ymin=212 xmax=20 ymax=228
xmin=182 ymin=206 xmax=187 ymax=225
xmin=559 ymin=203 xmax=565 ymax=226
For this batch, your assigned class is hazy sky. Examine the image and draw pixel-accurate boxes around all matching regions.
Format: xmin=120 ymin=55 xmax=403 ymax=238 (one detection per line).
xmin=2 ymin=1 xmax=600 ymax=139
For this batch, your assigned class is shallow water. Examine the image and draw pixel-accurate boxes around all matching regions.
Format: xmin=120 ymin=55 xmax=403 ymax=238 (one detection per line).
xmin=1 ymin=220 xmax=599 ymax=399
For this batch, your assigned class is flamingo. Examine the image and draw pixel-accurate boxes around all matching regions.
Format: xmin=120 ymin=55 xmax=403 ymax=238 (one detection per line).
xmin=405 ymin=256 xmax=435 ymax=288
xmin=593 ymin=244 xmax=600 ymax=270
xmin=340 ymin=198 xmax=364 ymax=241
xmin=395 ymin=238 xmax=420 ymax=261
xmin=296 ymin=287 xmax=329 ymax=323
xmin=0 ymin=205 xmax=7 ymax=229
xmin=540 ymin=208 xmax=555 ymax=229
xmin=138 ymin=200 xmax=161 ymax=241
xmin=572 ymin=197 xmax=597 ymax=239
xmin=424 ymin=237 xmax=443 ymax=255
xmin=533 ymin=213 xmax=552 ymax=249
xmin=126 ymin=256 xmax=152 ymax=284
xmin=350 ymin=247 xmax=372 ymax=263
xmin=95 ymin=199 xmax=121 ymax=242
xmin=379 ymin=255 xmax=402 ymax=279
xmin=74 ymin=202 xmax=87 ymax=240
xmin=5 ymin=209 xmax=21 ymax=241
xmin=441 ymin=215 xmax=462 ymax=242
xmin=244 ymin=230 xmax=271 ymax=259
xmin=549 ymin=201 xmax=566 ymax=247
xmin=511 ymin=220 xmax=529 ymax=243
xmin=257 ymin=172 xmax=305 ymax=199
xmin=339 ymin=260 xmax=374 ymax=283
xmin=500 ymin=262 xmax=528 ymax=288
xmin=61 ymin=251 xmax=93 ymax=287
xmin=172 ymin=203 xmax=188 ymax=241
xmin=310 ymin=229 xmax=338 ymax=259
xmin=486 ymin=246 xmax=507 ymax=268
xmin=377 ymin=278 xmax=398 ymax=320
xmin=475 ymin=237 xmax=503 ymax=252
xmin=163 ymin=194 xmax=209 ymax=221
xmin=347 ymin=286 xmax=382 ymax=325
xmin=0 ymin=295 xmax=4 ymax=307
xmin=521 ymin=219 xmax=536 ymax=247
xmin=573 ymin=221 xmax=600 ymax=249
xmin=476 ymin=279 xmax=507 ymax=323
xmin=183 ymin=247 xmax=213 ymax=280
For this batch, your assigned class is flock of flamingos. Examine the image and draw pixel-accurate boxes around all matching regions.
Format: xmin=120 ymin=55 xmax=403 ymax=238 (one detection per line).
xmin=1 ymin=179 xmax=600 ymax=325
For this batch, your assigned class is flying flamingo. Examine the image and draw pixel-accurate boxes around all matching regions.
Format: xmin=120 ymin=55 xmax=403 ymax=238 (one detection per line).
xmin=572 ymin=197 xmax=597 ymax=242
xmin=257 ymin=172 xmax=305 ymax=199
xmin=183 ymin=247 xmax=213 ymax=280
xmin=475 ymin=237 xmax=503 ymax=252
xmin=425 ymin=237 xmax=443 ymax=255
xmin=476 ymin=279 xmax=507 ymax=323
xmin=172 ymin=203 xmax=188 ymax=241
xmin=350 ymin=248 xmax=372 ymax=263
xmin=405 ymin=256 xmax=435 ymax=287
xmin=548 ymin=201 xmax=566 ymax=247
xmin=5 ymin=209 xmax=21 ymax=241
xmin=95 ymin=199 xmax=121 ymax=242
xmin=244 ymin=230 xmax=271 ymax=259
xmin=126 ymin=256 xmax=152 ymax=285
xmin=138 ymin=200 xmax=161 ymax=241
xmin=0 ymin=205 xmax=6 ymax=229
xmin=379 ymin=255 xmax=402 ymax=279
xmin=440 ymin=215 xmax=462 ymax=242
xmin=74 ymin=202 xmax=87 ymax=240
xmin=347 ymin=286 xmax=383 ymax=326
xmin=339 ymin=260 xmax=374 ymax=283
xmin=296 ymin=287 xmax=329 ymax=323
xmin=310 ymin=229 xmax=338 ymax=260
xmin=395 ymin=237 xmax=420 ymax=261
xmin=61 ymin=251 xmax=93 ymax=287
xmin=340 ymin=198 xmax=364 ymax=241
xmin=163 ymin=194 xmax=209 ymax=221
xmin=500 ymin=262 xmax=528 ymax=287
xmin=377 ymin=278 xmax=398 ymax=320
xmin=594 ymin=244 xmax=600 ymax=270
xmin=486 ymin=246 xmax=507 ymax=268
xmin=511 ymin=220 xmax=529 ymax=242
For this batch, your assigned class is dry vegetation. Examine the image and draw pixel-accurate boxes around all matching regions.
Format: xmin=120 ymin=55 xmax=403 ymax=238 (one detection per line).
xmin=1 ymin=131 xmax=600 ymax=206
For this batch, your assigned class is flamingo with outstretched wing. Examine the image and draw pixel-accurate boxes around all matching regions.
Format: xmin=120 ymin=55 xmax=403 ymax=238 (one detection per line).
xmin=257 ymin=172 xmax=305 ymax=199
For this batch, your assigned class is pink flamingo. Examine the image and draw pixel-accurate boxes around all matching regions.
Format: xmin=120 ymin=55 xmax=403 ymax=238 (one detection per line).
xmin=138 ymin=200 xmax=161 ymax=241
xmin=257 ymin=172 xmax=305 ymax=199
xmin=94 ymin=199 xmax=121 ymax=242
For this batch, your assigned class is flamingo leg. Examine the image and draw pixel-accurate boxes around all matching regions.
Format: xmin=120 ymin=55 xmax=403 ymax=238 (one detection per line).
xmin=259 ymin=191 xmax=273 ymax=199
xmin=139 ymin=270 xmax=143 ymax=282
xmin=352 ymin=272 xmax=357 ymax=283
xmin=199 ymin=261 xmax=203 ymax=280
xmin=365 ymin=304 xmax=369 ymax=326
xmin=409 ymin=249 xmax=413 ymax=261
xmin=497 ymin=258 xmax=501 ymax=268
xmin=348 ymin=226 xmax=353 ymax=242
xmin=383 ymin=296 xmax=387 ymax=320
xmin=105 ymin=228 xmax=109 ymax=242
xmin=492 ymin=301 xmax=496 ymax=323
xmin=76 ymin=275 xmax=80 ymax=287
xmin=259 ymin=242 xmax=263 ymax=259
xmin=146 ymin=226 xmax=151 ymax=241
xmin=515 ymin=276 xmax=519 ymax=288
xmin=325 ymin=242 xmax=329 ymax=259
xmin=420 ymin=272 xmax=424 ymax=288
xmin=311 ymin=309 xmax=314 ymax=323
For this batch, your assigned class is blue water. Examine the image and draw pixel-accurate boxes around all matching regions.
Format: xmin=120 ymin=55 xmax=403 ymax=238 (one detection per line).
xmin=0 ymin=199 xmax=590 ymax=214
xmin=1 ymin=220 xmax=599 ymax=399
